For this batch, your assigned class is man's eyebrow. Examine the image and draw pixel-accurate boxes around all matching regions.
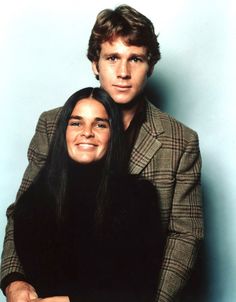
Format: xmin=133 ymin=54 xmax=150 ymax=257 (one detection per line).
xmin=102 ymin=52 xmax=119 ymax=57
xmin=130 ymin=52 xmax=148 ymax=57
xmin=103 ymin=52 xmax=147 ymax=58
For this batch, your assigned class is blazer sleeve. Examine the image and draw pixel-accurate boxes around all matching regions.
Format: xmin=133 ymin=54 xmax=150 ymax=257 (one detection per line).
xmin=156 ymin=132 xmax=203 ymax=302
xmin=0 ymin=110 xmax=57 ymax=293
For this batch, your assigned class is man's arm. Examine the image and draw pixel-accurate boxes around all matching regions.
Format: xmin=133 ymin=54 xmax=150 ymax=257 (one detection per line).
xmin=0 ymin=108 xmax=61 ymax=299
xmin=156 ymin=132 xmax=204 ymax=302
xmin=31 ymin=297 xmax=69 ymax=302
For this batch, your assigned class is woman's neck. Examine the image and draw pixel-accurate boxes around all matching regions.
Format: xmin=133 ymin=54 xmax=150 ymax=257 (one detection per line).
xmin=68 ymin=158 xmax=105 ymax=186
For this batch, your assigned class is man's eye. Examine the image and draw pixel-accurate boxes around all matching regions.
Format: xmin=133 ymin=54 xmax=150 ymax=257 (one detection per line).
xmin=130 ymin=57 xmax=143 ymax=62
xmin=107 ymin=56 xmax=117 ymax=62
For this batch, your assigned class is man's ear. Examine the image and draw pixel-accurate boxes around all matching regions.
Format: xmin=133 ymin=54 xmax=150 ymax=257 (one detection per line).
xmin=92 ymin=61 xmax=99 ymax=76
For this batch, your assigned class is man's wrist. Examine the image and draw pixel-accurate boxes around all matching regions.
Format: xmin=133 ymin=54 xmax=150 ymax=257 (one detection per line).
xmin=5 ymin=280 xmax=32 ymax=295
xmin=0 ymin=272 xmax=26 ymax=295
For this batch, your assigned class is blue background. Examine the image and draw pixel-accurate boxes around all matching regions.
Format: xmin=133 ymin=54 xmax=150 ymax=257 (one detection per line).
xmin=0 ymin=1 xmax=235 ymax=301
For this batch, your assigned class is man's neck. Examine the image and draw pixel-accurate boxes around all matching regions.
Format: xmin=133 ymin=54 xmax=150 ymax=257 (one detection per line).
xmin=118 ymin=94 xmax=145 ymax=130
xmin=122 ymin=105 xmax=139 ymax=130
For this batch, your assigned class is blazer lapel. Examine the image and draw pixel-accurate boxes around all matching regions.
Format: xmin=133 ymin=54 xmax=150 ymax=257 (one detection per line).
xmin=129 ymin=101 xmax=164 ymax=174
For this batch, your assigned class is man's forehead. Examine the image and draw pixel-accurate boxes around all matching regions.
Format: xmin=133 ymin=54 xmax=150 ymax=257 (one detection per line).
xmin=100 ymin=37 xmax=148 ymax=55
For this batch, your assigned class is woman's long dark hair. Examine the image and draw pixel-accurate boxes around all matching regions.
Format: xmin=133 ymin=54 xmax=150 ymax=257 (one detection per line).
xmin=33 ymin=87 xmax=126 ymax=225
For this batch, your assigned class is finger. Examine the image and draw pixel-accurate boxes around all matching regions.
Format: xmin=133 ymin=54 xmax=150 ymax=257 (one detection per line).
xmin=29 ymin=291 xmax=39 ymax=299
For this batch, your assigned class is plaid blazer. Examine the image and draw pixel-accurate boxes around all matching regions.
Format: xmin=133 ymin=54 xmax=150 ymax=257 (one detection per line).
xmin=0 ymin=100 xmax=203 ymax=302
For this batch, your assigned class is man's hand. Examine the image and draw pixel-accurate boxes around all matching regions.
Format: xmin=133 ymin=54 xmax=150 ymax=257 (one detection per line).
xmin=31 ymin=297 xmax=69 ymax=302
xmin=6 ymin=281 xmax=38 ymax=302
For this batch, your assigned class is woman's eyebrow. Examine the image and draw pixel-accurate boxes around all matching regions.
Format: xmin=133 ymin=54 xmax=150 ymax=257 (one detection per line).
xmin=69 ymin=116 xmax=109 ymax=122
xmin=69 ymin=115 xmax=82 ymax=120
xmin=95 ymin=117 xmax=109 ymax=122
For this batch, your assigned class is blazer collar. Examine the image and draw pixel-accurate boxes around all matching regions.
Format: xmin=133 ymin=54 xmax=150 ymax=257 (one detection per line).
xmin=129 ymin=100 xmax=164 ymax=174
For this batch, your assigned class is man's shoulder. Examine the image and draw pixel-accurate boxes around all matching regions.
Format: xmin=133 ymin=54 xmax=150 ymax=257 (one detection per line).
xmin=39 ymin=106 xmax=63 ymax=122
xmin=145 ymin=100 xmax=199 ymax=140
xmin=34 ymin=107 xmax=63 ymax=137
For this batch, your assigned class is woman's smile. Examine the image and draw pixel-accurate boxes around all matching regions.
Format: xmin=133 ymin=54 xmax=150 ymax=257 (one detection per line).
xmin=66 ymin=98 xmax=110 ymax=164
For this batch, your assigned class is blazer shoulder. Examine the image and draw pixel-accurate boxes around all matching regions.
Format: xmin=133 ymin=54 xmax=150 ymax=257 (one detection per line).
xmin=34 ymin=107 xmax=63 ymax=141
xmin=39 ymin=106 xmax=63 ymax=122
xmin=146 ymin=101 xmax=199 ymax=141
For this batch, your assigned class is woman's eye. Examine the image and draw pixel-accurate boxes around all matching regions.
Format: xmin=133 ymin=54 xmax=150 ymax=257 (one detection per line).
xmin=96 ymin=123 xmax=108 ymax=128
xmin=95 ymin=120 xmax=110 ymax=129
xmin=69 ymin=121 xmax=81 ymax=126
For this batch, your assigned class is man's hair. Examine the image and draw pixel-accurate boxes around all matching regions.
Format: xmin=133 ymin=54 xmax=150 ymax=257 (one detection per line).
xmin=87 ymin=4 xmax=161 ymax=76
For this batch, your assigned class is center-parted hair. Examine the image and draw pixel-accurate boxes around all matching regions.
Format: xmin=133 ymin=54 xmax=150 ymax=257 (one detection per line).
xmin=30 ymin=87 xmax=126 ymax=223
xmin=87 ymin=4 xmax=161 ymax=75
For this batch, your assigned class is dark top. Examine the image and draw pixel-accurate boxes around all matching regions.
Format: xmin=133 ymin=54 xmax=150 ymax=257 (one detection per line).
xmin=13 ymin=161 xmax=163 ymax=302
xmin=0 ymin=97 xmax=146 ymax=296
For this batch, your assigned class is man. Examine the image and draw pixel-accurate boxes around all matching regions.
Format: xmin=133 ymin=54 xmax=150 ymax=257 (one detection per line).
xmin=0 ymin=5 xmax=203 ymax=302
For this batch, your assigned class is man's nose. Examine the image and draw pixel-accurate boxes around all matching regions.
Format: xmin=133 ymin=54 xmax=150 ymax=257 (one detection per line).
xmin=117 ymin=61 xmax=131 ymax=79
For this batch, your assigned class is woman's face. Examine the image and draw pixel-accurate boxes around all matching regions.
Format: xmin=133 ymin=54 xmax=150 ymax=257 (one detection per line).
xmin=66 ymin=98 xmax=110 ymax=164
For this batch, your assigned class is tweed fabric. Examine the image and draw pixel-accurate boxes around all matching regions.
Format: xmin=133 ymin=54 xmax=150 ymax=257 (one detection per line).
xmin=0 ymin=100 xmax=203 ymax=301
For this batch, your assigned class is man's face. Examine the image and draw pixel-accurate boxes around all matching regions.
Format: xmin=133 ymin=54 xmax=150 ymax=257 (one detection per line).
xmin=92 ymin=37 xmax=150 ymax=105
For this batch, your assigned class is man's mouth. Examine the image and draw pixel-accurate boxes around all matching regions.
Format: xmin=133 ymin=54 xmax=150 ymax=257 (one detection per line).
xmin=113 ymin=85 xmax=131 ymax=91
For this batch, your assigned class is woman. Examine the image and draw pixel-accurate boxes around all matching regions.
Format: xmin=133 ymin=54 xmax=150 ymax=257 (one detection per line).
xmin=14 ymin=87 xmax=163 ymax=302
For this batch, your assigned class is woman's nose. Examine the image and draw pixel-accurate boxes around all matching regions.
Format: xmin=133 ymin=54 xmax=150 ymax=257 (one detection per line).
xmin=81 ymin=125 xmax=95 ymax=138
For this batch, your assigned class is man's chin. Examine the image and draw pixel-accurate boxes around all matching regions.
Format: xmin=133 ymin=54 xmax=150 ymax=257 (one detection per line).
xmin=115 ymin=94 xmax=143 ymax=110
xmin=113 ymin=98 xmax=132 ymax=105
xmin=111 ymin=94 xmax=133 ymax=104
